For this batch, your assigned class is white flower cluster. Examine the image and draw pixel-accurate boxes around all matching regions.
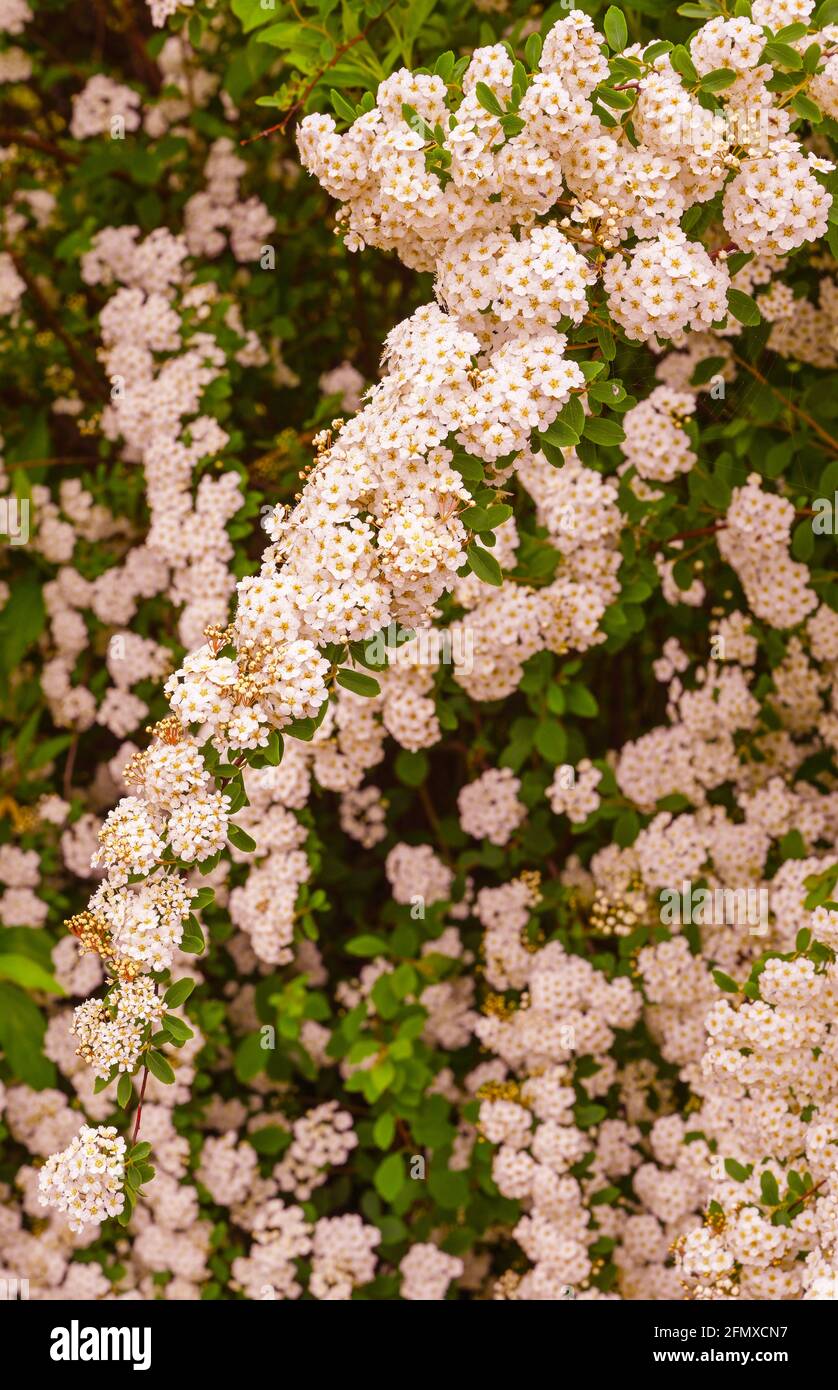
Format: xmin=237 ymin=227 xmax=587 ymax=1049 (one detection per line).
xmin=458 ymin=767 xmax=526 ymax=846
xmin=71 ymin=976 xmax=165 ymax=1079
xmin=38 ymin=1125 xmax=127 ymax=1232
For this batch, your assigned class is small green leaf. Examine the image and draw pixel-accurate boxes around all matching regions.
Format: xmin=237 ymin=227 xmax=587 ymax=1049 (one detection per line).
xmin=162 ymin=1015 xmax=194 ymax=1044
xmin=699 ymin=67 xmax=737 ymax=91
xmin=336 ymin=667 xmax=381 ymax=697
xmin=583 ymin=417 xmax=625 ymax=446
xmin=540 ymin=418 xmax=580 ymax=449
xmin=467 ymin=543 xmax=503 ymax=587
xmin=603 ymin=6 xmax=628 ymax=52
xmin=395 ymin=750 xmax=429 ymax=787
xmin=727 ymin=288 xmax=761 ymax=326
xmin=792 ymin=92 xmax=823 ymax=123
xmin=374 ymin=1151 xmax=406 ymax=1202
xmin=145 ymin=1050 xmax=175 ymax=1085
xmin=163 ymin=977 xmax=195 ymax=1009
xmin=330 ymin=88 xmax=357 ymax=123
xmin=724 ymin=1158 xmax=752 ymax=1182
xmin=534 ymin=720 xmax=567 ymax=765
xmin=228 ymin=823 xmax=257 ymax=853
xmin=670 ymin=45 xmax=699 ymax=85
xmin=475 ymin=81 xmax=504 ymax=117
xmin=760 ymin=41 xmax=803 ymax=70
xmin=713 ymin=969 xmax=739 ymax=993
xmin=373 ymin=1113 xmax=396 ymax=1149
xmin=117 ymin=1073 xmax=133 ymax=1109
xmin=791 ymin=519 xmax=815 ymax=562
xmin=575 ymin=1103 xmax=608 ymax=1129
xmin=346 ymin=934 xmax=390 ymax=957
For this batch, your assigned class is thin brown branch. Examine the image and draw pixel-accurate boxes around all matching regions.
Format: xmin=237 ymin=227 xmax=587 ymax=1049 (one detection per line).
xmin=0 ymin=130 xmax=80 ymax=163
xmin=131 ymin=1064 xmax=150 ymax=1146
xmin=240 ymin=0 xmax=398 ymax=146
xmin=730 ymin=349 xmax=838 ymax=456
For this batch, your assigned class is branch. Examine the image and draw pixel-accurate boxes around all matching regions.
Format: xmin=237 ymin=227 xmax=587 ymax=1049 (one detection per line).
xmin=239 ymin=0 xmax=398 ymax=146
xmin=730 ymin=349 xmax=838 ymax=457
xmin=0 ymin=130 xmax=80 ymax=163
xmin=8 ymin=251 xmax=109 ymax=402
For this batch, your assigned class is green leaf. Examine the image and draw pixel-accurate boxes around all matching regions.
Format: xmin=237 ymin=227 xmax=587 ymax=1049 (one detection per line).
xmin=779 ymin=829 xmax=806 ymax=860
xmin=534 ymin=720 xmax=567 ymax=765
xmin=597 ymin=85 xmax=635 ymax=110
xmin=395 ymin=750 xmax=429 ymax=787
xmin=727 ymin=288 xmax=761 ymax=326
xmin=0 ymin=576 xmax=46 ymax=675
xmin=0 ymin=954 xmax=64 ymax=995
xmin=575 ymin=1103 xmax=607 ymax=1129
xmin=540 ymin=418 xmax=580 ymax=449
xmin=264 ymin=730 xmax=284 ymax=766
xmin=590 ymin=1184 xmax=621 ymax=1205
xmin=583 ymin=417 xmax=626 ymax=446
xmin=433 ymin=50 xmax=455 ymax=82
xmin=760 ymin=1170 xmax=780 ymax=1206
xmin=162 ymin=1015 xmax=194 ymax=1044
xmin=373 ymin=1113 xmax=396 ymax=1149
xmin=699 ymin=67 xmax=737 ymax=91
xmin=117 ymin=1073 xmax=133 ymax=1109
xmin=249 ymin=1125 xmax=288 ymax=1156
xmin=467 ymin=543 xmax=503 ymax=586
xmin=475 ymin=81 xmax=504 ymax=117
xmin=181 ymin=918 xmax=206 ymax=954
xmin=595 ymin=324 xmax=617 ymax=361
xmin=565 ymin=684 xmax=598 ymax=717
xmin=374 ymin=1151 xmax=406 ymax=1202
xmin=644 ymin=41 xmax=673 ymax=62
xmin=691 ymin=355 xmax=727 ymax=387
xmin=228 ymin=823 xmax=257 ymax=853
xmin=29 ymin=735 xmax=74 ymax=770
xmin=163 ymin=977 xmax=195 ymax=1009
xmin=760 ymin=41 xmax=803 ymax=70
xmin=724 ymin=1158 xmax=752 ymax=1182
xmin=792 ymin=92 xmax=823 ymax=123
xmin=603 ymin=6 xmax=628 ymax=52
xmin=235 ymin=1031 xmax=266 ymax=1083
xmin=0 ymin=983 xmax=55 ymax=1088
xmin=336 ymin=667 xmax=381 ymax=697
xmin=713 ymin=969 xmax=739 ymax=993
xmin=346 ymin=934 xmax=390 ymax=957
xmin=145 ymin=1050 xmax=175 ymax=1085
xmin=427 ymin=1167 xmax=469 ymax=1209
xmin=670 ymin=45 xmax=699 ymax=85
xmin=525 ymin=32 xmax=542 ymax=69
xmin=330 ymin=88 xmax=357 ymax=123
xmin=614 ymin=810 xmax=640 ymax=847
xmin=791 ymin=519 xmax=815 ymax=561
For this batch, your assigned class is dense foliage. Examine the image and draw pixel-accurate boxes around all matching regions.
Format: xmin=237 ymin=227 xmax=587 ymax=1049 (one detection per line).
xmin=3 ymin=0 xmax=838 ymax=1302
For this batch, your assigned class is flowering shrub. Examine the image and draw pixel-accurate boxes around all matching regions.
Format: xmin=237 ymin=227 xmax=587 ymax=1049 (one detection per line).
xmin=3 ymin=0 xmax=838 ymax=1303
